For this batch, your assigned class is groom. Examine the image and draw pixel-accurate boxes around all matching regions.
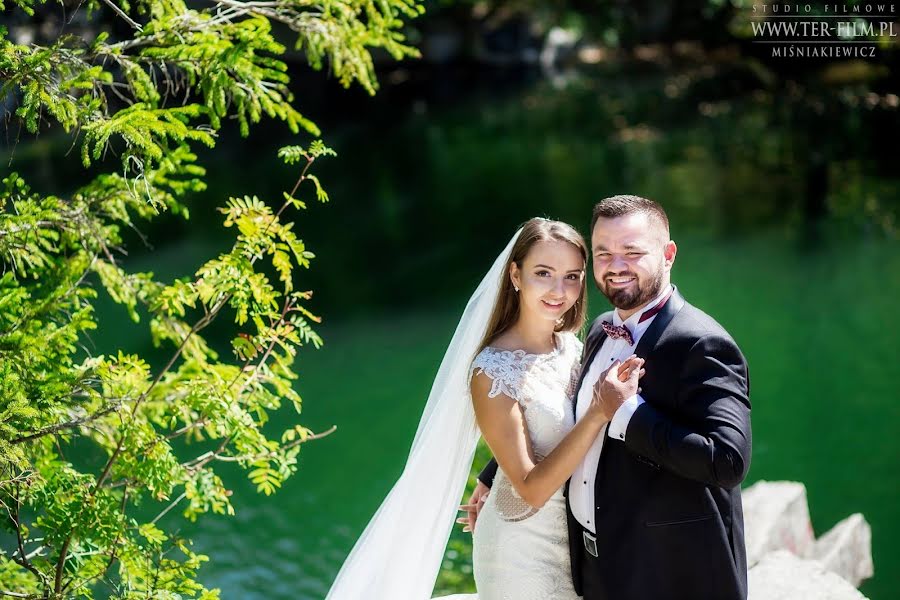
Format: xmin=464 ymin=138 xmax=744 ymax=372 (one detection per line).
xmin=467 ymin=196 xmax=752 ymax=599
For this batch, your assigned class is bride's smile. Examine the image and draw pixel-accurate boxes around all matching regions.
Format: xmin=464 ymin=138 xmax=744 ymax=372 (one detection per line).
xmin=509 ymin=239 xmax=585 ymax=333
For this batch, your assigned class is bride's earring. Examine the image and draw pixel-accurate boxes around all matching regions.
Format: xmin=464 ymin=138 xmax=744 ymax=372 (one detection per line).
xmin=513 ymin=284 xmax=519 ymax=292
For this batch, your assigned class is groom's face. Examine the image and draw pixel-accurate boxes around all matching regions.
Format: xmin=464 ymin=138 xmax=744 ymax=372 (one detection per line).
xmin=591 ymin=212 xmax=675 ymax=312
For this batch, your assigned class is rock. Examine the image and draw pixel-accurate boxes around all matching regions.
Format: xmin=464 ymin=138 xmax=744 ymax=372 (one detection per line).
xmin=812 ymin=513 xmax=874 ymax=587
xmin=749 ymin=550 xmax=869 ymax=600
xmin=742 ymin=480 xmax=816 ymax=566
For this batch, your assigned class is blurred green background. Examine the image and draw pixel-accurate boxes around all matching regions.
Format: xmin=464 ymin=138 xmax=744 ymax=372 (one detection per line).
xmin=4 ymin=1 xmax=899 ymax=598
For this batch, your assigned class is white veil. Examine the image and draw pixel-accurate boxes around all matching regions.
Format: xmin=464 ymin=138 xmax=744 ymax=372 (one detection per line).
xmin=325 ymin=228 xmax=522 ymax=600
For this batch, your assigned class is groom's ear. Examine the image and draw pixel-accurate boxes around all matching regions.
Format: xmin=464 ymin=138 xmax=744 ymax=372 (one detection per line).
xmin=663 ymin=240 xmax=677 ymax=269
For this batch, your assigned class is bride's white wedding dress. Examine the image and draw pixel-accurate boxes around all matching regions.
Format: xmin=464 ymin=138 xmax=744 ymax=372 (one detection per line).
xmin=467 ymin=331 xmax=583 ymax=600
xmin=326 ymin=227 xmax=583 ymax=600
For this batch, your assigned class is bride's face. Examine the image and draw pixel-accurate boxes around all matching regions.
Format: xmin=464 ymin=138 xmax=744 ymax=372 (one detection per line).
xmin=510 ymin=240 xmax=585 ymax=323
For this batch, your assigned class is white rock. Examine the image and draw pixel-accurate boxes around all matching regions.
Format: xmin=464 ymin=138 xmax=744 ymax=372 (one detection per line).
xmin=742 ymin=480 xmax=816 ymax=566
xmin=749 ymin=550 xmax=869 ymax=600
xmin=813 ymin=513 xmax=874 ymax=587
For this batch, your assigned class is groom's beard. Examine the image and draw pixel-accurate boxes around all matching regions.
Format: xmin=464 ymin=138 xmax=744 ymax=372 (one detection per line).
xmin=597 ymin=267 xmax=664 ymax=311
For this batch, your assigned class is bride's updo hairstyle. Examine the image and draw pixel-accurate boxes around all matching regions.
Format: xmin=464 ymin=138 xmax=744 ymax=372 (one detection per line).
xmin=479 ymin=218 xmax=588 ymax=352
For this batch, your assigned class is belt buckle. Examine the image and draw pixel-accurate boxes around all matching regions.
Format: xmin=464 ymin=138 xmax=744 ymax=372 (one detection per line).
xmin=582 ymin=530 xmax=598 ymax=558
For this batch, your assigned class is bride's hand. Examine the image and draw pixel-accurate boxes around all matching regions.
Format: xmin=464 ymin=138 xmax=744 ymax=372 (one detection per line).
xmin=457 ymin=480 xmax=489 ymax=533
xmin=590 ymin=355 xmax=645 ymax=421
xmin=616 ymin=354 xmax=645 ymax=385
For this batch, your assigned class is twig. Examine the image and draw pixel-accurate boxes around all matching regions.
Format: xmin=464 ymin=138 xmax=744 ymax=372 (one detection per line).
xmin=99 ymin=0 xmax=143 ymax=31
xmin=0 ymin=590 xmax=38 ymax=598
xmin=164 ymin=418 xmax=210 ymax=440
xmin=194 ymin=425 xmax=337 ymax=465
xmin=11 ymin=480 xmax=45 ymax=586
xmin=54 ymin=537 xmax=71 ymax=594
xmin=150 ymin=491 xmax=188 ymax=525
xmin=11 ymin=398 xmax=126 ymax=444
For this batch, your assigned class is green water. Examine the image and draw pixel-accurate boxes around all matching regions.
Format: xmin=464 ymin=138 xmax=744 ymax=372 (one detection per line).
xmin=14 ymin=69 xmax=899 ymax=598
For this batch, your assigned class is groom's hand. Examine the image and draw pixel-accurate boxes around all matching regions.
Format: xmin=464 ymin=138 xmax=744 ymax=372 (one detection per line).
xmin=593 ymin=355 xmax=644 ymax=421
xmin=457 ymin=480 xmax=490 ymax=533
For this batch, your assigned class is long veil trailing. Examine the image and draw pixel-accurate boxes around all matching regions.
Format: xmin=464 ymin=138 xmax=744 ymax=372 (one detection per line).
xmin=325 ymin=229 xmax=522 ymax=600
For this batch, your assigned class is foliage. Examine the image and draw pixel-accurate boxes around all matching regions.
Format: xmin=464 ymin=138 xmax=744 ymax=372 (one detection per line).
xmin=0 ymin=0 xmax=423 ymax=596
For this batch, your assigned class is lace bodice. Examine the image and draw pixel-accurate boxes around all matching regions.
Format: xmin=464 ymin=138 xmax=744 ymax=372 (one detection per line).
xmin=471 ymin=331 xmax=582 ymax=460
xmin=470 ymin=331 xmax=582 ymax=522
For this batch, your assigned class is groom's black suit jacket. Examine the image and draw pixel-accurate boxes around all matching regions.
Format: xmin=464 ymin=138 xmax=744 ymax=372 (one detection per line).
xmin=478 ymin=289 xmax=751 ymax=600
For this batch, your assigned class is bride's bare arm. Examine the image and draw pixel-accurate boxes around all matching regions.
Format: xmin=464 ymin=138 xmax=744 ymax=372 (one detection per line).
xmin=472 ymin=356 xmax=642 ymax=509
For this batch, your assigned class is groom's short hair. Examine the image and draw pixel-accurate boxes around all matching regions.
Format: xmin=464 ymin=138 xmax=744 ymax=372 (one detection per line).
xmin=591 ymin=195 xmax=670 ymax=239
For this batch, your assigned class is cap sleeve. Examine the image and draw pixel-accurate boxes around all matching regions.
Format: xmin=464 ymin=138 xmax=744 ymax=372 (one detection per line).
xmin=470 ymin=348 xmax=525 ymax=402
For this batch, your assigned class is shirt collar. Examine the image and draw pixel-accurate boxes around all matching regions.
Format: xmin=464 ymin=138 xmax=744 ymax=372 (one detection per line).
xmin=613 ymin=283 xmax=674 ymax=328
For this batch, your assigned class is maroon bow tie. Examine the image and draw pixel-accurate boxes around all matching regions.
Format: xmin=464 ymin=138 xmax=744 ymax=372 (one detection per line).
xmin=601 ymin=320 xmax=634 ymax=345
xmin=601 ymin=287 xmax=675 ymax=346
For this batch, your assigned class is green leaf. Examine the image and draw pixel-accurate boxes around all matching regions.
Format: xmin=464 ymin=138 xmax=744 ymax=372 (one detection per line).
xmin=306 ymin=174 xmax=330 ymax=203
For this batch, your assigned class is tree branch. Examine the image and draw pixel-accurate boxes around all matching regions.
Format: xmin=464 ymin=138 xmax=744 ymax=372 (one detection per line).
xmin=0 ymin=590 xmax=39 ymax=598
xmin=98 ymin=0 xmax=144 ymax=31
xmin=10 ymin=487 xmax=45 ymax=587
xmin=48 ymin=140 xmax=326 ymax=593
xmin=150 ymin=490 xmax=187 ymax=525
xmin=11 ymin=398 xmax=127 ymax=444
xmin=184 ymin=425 xmax=336 ymax=469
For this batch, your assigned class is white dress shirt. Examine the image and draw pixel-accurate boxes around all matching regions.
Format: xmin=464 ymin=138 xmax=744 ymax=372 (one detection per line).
xmin=569 ymin=284 xmax=674 ymax=533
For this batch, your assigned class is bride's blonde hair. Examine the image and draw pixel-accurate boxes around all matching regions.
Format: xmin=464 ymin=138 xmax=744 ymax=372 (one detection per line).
xmin=478 ymin=218 xmax=588 ymax=352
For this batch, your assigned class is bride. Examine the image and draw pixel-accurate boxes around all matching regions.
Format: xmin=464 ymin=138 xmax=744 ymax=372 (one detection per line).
xmin=325 ymin=218 xmax=643 ymax=599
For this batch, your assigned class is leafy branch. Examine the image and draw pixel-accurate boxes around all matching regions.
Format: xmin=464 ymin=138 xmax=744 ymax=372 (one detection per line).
xmin=0 ymin=0 xmax=424 ymax=596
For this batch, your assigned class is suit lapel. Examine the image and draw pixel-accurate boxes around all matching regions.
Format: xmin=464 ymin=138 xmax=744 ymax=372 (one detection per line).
xmin=633 ymin=287 xmax=686 ymax=359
